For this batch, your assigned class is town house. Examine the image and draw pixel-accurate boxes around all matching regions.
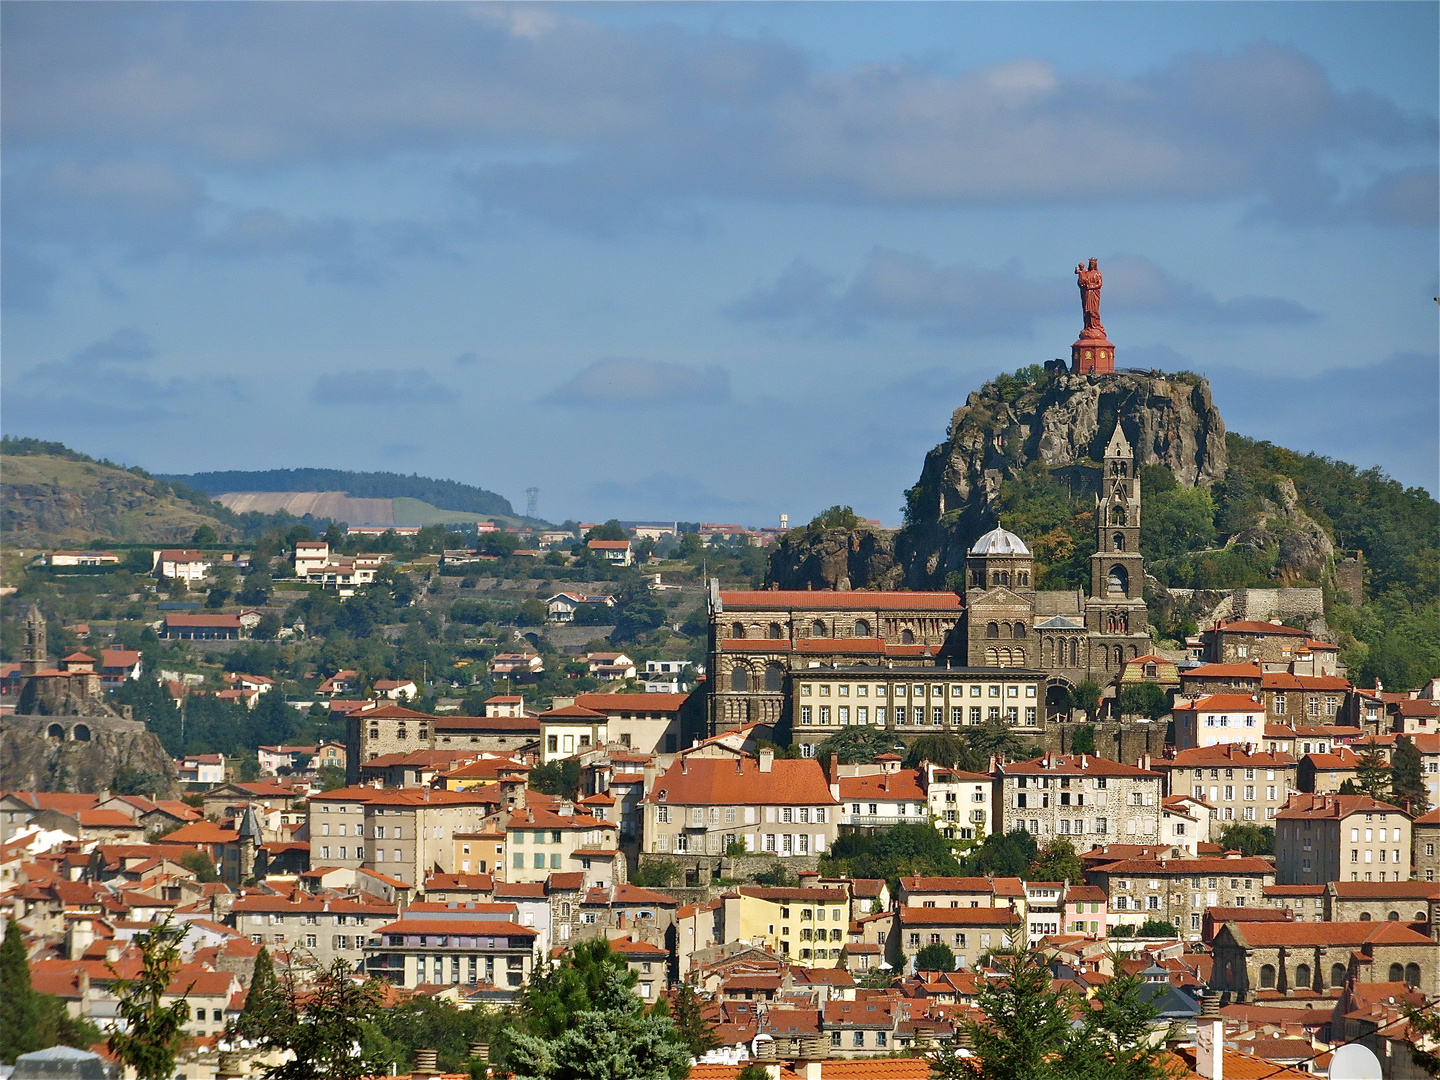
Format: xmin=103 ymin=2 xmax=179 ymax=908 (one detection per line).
xmin=365 ymin=913 xmax=538 ymax=991
xmin=921 ymin=764 xmax=997 ymax=845
xmin=1172 ymin=695 xmax=1267 ymax=750
xmin=720 ymin=885 xmax=852 ymax=966
xmin=1151 ymin=744 xmax=1298 ymax=829
xmin=1085 ymin=854 xmax=1276 ymax=939
xmin=230 ymin=893 xmax=396 ymax=971
xmin=895 ymin=906 xmax=1022 ymax=972
xmin=997 ymin=753 xmax=1163 ymax=845
xmin=1275 ymin=793 xmax=1412 ymax=886
xmin=503 ymin=803 xmax=622 ymax=888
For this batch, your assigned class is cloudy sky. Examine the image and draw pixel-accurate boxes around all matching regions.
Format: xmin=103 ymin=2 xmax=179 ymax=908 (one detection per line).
xmin=4 ymin=2 xmax=1436 ymax=524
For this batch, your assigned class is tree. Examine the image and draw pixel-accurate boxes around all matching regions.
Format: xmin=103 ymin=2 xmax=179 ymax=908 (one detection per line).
xmin=1061 ymin=965 xmax=1171 ymax=1080
xmin=809 ymin=506 xmax=860 ymax=531
xmin=1355 ymin=748 xmax=1392 ymax=800
xmin=244 ymin=958 xmax=391 ymax=1080
xmin=930 ymin=948 xmax=1072 ymax=1080
xmin=529 ymin=760 xmax=580 ymax=799
xmin=1069 ymin=680 xmax=1105 ymax=721
xmin=109 ymin=917 xmax=192 ymax=1080
xmin=1027 ymin=838 xmax=1083 ymax=884
xmin=1 ymin=917 xmax=40 ymax=1063
xmin=236 ymin=946 xmax=280 ymax=1041
xmin=253 ymin=612 xmax=283 ymax=640
xmin=584 ymin=521 xmax=629 ymax=542
xmin=903 ymin=733 xmax=967 ymax=770
xmin=736 ymin=1065 xmax=771 ymax=1080
xmin=317 ymin=764 xmax=347 ymax=791
xmin=1338 ymin=778 xmax=1359 ymax=795
xmin=816 ymin=725 xmax=898 ymax=765
xmin=1069 ymin=724 xmax=1096 ymax=756
xmin=1217 ymin=822 xmax=1275 ymax=857
xmin=1137 ymin=919 xmax=1177 ymax=937
xmin=193 ymin=525 xmax=219 ymax=546
xmin=961 ymin=828 xmax=1038 ymax=879
xmin=1392 ymin=735 xmax=1431 ymax=814
xmin=630 ymin=862 xmax=679 ymax=888
xmin=506 ymin=955 xmax=689 ymax=1080
xmin=1117 ymin=682 xmax=1168 ymax=721
xmin=180 ymin=850 xmax=220 ymax=883
xmin=611 ymin=583 xmax=665 ymax=643
xmin=668 ymin=984 xmax=717 ymax=1060
xmin=916 ymin=943 xmax=956 ymax=972
xmin=1404 ymin=1000 xmax=1440 ymax=1076
xmin=822 ymin=823 xmax=961 ymax=884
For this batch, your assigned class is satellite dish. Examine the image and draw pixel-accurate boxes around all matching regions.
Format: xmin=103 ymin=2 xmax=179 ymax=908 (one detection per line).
xmin=1328 ymin=1043 xmax=1383 ymax=1080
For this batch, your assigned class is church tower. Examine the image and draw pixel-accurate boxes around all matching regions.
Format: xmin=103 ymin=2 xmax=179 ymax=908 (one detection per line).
xmin=21 ymin=602 xmax=47 ymax=676
xmin=1084 ymin=427 xmax=1149 ymax=670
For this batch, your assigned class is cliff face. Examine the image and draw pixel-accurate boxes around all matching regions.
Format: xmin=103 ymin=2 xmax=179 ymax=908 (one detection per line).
xmin=765 ymin=526 xmax=901 ymax=591
xmin=898 ymin=370 xmax=1228 ymax=588
xmin=0 ymin=717 xmax=179 ymax=796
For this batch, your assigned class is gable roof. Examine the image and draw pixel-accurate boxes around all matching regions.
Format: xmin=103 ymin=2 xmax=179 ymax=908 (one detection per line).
xmin=646 ymin=756 xmax=838 ymax=806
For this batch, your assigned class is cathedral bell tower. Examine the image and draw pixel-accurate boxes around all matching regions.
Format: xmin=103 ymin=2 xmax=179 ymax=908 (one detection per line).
xmin=1086 ymin=427 xmax=1147 ymax=639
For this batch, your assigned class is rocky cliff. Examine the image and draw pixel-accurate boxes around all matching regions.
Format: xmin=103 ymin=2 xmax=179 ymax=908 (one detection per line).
xmin=765 ymin=525 xmax=902 ymax=591
xmin=0 ymin=717 xmax=179 ymax=796
xmin=897 ymin=370 xmax=1228 ymax=588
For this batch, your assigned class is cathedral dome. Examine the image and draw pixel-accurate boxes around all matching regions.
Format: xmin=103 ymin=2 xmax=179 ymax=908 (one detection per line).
xmin=970 ymin=527 xmax=1030 ymax=556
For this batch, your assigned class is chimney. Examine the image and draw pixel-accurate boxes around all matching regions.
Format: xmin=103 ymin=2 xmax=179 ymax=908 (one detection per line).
xmin=680 ymin=758 xmax=688 ymax=774
xmin=829 ymin=753 xmax=839 ymax=783
xmin=1195 ymin=994 xmax=1224 ymax=1080
xmin=759 ymin=749 xmax=774 ymax=774
xmin=412 ymin=1050 xmax=438 ymax=1079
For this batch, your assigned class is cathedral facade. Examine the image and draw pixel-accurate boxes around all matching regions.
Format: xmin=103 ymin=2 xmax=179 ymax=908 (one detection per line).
xmin=960 ymin=425 xmax=1152 ymax=717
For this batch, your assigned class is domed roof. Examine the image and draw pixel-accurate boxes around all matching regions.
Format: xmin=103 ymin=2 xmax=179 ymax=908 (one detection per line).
xmin=970 ymin=527 xmax=1030 ymax=556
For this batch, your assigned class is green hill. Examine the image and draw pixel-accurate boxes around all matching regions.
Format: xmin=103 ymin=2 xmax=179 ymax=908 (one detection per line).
xmin=164 ymin=467 xmax=517 ymax=518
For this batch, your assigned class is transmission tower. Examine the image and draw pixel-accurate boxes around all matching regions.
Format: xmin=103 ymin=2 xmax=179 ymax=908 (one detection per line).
xmin=524 ymin=487 xmax=540 ymax=520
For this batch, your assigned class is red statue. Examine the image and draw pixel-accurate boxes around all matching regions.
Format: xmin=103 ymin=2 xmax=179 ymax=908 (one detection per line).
xmin=1070 ymin=258 xmax=1114 ymax=374
xmin=1075 ymin=258 xmax=1106 ymax=340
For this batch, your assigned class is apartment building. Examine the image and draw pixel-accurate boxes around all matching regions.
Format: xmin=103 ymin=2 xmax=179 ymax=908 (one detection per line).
xmin=1416 ymin=808 xmax=1440 ymax=883
xmin=895 ymin=906 xmax=1022 ymax=972
xmin=835 ymin=765 xmax=929 ymax=833
xmin=230 ymin=893 xmax=396 ymax=971
xmin=1274 ymin=793 xmax=1412 ymax=886
xmin=503 ymin=803 xmax=622 ymax=888
xmin=1086 ymin=854 xmax=1276 ymax=939
xmin=1151 ymin=744 xmax=1298 ymax=829
xmin=641 ymin=750 xmax=840 ymax=871
xmin=720 ymin=885 xmax=852 ymax=966
xmin=1172 ymin=695 xmax=1267 ymax=750
xmin=921 ymin=764 xmax=996 ymax=845
xmin=365 ymin=914 xmax=538 ymax=990
xmin=896 ymin=876 xmax=1025 ymax=910
xmin=996 ymin=753 xmax=1163 ymax=845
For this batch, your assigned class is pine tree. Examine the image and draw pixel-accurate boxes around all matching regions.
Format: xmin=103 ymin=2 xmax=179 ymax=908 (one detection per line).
xmin=930 ymin=949 xmax=1072 ymax=1080
xmin=1355 ymin=749 xmax=1392 ymax=801
xmin=667 ymin=984 xmax=717 ymax=1060
xmin=236 ymin=946 xmax=282 ymax=1041
xmin=1 ymin=917 xmax=40 ymax=1064
xmin=108 ymin=917 xmax=192 ymax=1080
xmin=1059 ymin=966 xmax=1171 ymax=1079
xmin=1391 ymin=735 xmax=1431 ymax=814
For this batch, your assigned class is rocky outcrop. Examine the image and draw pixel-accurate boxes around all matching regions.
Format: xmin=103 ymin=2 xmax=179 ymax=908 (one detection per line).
xmin=898 ymin=370 xmax=1228 ymax=588
xmin=0 ymin=716 xmax=179 ymax=796
xmin=766 ymin=526 xmax=902 ymax=591
xmin=1233 ymin=477 xmax=1335 ymax=582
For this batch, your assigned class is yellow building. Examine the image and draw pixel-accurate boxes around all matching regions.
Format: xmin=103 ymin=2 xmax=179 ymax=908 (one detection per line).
xmin=720 ymin=884 xmax=850 ymax=967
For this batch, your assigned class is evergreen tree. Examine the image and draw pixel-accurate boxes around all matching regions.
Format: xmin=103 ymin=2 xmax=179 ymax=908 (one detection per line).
xmin=1069 ymin=724 xmax=1096 ymax=756
xmin=903 ymin=733 xmax=967 ymax=770
xmin=930 ymin=949 xmax=1072 ymax=1080
xmin=236 ymin=946 xmax=281 ymax=1041
xmin=255 ymin=958 xmax=390 ymax=1080
xmin=1 ymin=917 xmax=40 ymax=1063
xmin=667 ymin=984 xmax=717 ymax=1060
xmin=815 ymin=725 xmax=898 ymax=765
xmin=1355 ymin=749 xmax=1392 ymax=801
xmin=1027 ymin=838 xmax=1083 ymax=884
xmin=916 ymin=943 xmax=956 ymax=972
xmin=1059 ymin=965 xmax=1170 ymax=1079
xmin=1391 ymin=735 xmax=1431 ymax=814
xmin=108 ymin=917 xmax=192 ymax=1080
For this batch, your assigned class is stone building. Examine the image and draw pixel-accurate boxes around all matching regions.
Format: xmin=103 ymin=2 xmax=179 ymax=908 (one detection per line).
xmin=894 ymin=905 xmax=1023 ymax=972
xmin=230 ymin=893 xmax=396 ymax=971
xmin=1209 ymin=918 xmax=1439 ymax=1000
xmin=1085 ymin=853 xmax=1275 ymax=939
xmin=1324 ymin=880 xmax=1438 ymax=923
xmin=1274 ymin=793 xmax=1412 ymax=886
xmin=996 ymin=752 xmax=1164 ymax=847
xmin=1415 ymin=808 xmax=1440 ymax=883
xmin=1150 ymin=744 xmax=1298 ymax=830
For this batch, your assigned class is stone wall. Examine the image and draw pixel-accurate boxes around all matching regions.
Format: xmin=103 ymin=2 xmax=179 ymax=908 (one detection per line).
xmin=1231 ymin=588 xmax=1325 ymax=624
xmin=637 ymin=852 xmax=822 ymax=888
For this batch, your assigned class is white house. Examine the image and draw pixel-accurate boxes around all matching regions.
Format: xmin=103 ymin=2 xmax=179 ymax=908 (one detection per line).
xmin=153 ymin=549 xmax=211 ymax=581
xmin=546 ymin=592 xmax=616 ymax=623
xmin=1171 ymin=694 xmax=1267 ymax=750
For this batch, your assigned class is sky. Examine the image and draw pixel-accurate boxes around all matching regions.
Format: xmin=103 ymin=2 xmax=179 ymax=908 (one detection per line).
xmin=3 ymin=2 xmax=1436 ymax=526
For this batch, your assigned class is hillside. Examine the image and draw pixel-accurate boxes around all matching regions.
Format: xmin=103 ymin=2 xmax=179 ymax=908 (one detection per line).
xmin=165 ymin=467 xmax=517 ymax=518
xmin=1 ymin=440 xmax=238 ymax=546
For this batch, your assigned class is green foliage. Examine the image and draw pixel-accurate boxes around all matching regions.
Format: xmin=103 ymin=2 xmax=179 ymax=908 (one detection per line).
xmin=630 ymin=862 xmax=680 ymax=888
xmin=815 ymin=725 xmax=899 ymax=764
xmin=1069 ymin=680 xmax=1105 ymax=721
xmin=1028 ymin=838 xmax=1083 ymax=884
xmin=1216 ymin=823 xmax=1275 ymax=857
xmin=239 ymin=957 xmax=391 ymax=1080
xmin=363 ymin=993 xmax=512 ymax=1073
xmin=1117 ymin=682 xmax=1168 ymax=721
xmin=1392 ymin=735 xmax=1431 ymax=814
xmin=1355 ymin=748 xmax=1392 ymax=800
xmin=1141 ymin=482 xmax=1216 ymax=563
xmin=808 ymin=505 xmax=861 ymax=531
xmin=668 ymin=984 xmax=718 ymax=1060
xmin=1 ymin=917 xmax=40 ymax=1063
xmin=1137 ymin=919 xmax=1178 ymax=937
xmin=180 ymin=850 xmax=220 ymax=883
xmin=959 ymin=828 xmax=1038 ymax=878
xmin=916 ymin=942 xmax=956 ymax=972
xmin=516 ymin=599 xmax=548 ymax=627
xmin=1338 ymin=779 xmax=1359 ymax=795
xmin=903 ymin=733 xmax=967 ymax=770
xmin=1063 ymin=964 xmax=1170 ymax=1080
xmin=584 ymin=521 xmax=629 ymax=542
xmin=930 ymin=948 xmax=1072 ymax=1080
xmin=822 ymin=823 xmax=961 ymax=885
xmin=736 ymin=1065 xmax=771 ymax=1080
xmin=611 ymin=580 xmax=666 ymax=643
xmin=529 ymin=760 xmax=580 ymax=800
xmin=317 ymin=764 xmax=347 ymax=791
xmin=1069 ymin=725 xmax=1096 ymax=756
xmin=1404 ymin=1000 xmax=1440 ymax=1077
xmin=113 ymin=766 xmax=170 ymax=797
xmin=165 ymin=468 xmax=517 ymax=518
xmin=108 ymin=917 xmax=192 ymax=1080
xmin=751 ymin=862 xmax=795 ymax=887
xmin=236 ymin=947 xmax=280 ymax=1041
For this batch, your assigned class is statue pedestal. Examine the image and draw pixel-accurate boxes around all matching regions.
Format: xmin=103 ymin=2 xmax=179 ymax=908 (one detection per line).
xmin=1071 ymin=336 xmax=1115 ymax=374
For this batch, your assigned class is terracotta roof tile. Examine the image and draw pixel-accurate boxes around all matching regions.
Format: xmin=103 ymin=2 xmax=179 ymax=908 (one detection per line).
xmin=646 ymin=756 xmax=838 ymax=806
xmin=720 ymin=589 xmax=961 ymax=611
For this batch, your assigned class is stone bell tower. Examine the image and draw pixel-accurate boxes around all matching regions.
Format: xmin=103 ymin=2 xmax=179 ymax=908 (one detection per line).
xmin=21 ymin=602 xmax=48 ymax=676
xmin=1084 ymin=426 xmax=1149 ymax=672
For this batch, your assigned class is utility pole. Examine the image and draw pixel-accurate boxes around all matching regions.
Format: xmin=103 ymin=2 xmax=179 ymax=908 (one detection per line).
xmin=524 ymin=487 xmax=540 ymax=520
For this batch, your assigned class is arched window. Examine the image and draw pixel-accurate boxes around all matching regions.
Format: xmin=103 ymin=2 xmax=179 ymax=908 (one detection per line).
xmin=72 ymin=724 xmax=90 ymax=741
xmin=900 ymin=629 xmax=915 ymax=644
xmin=992 ymin=571 xmax=1002 ymax=586
xmin=811 ymin=620 xmax=827 ymax=638
xmin=1417 ymin=911 xmax=1429 ymax=922
xmin=1406 ymin=963 xmax=1421 ymax=988
xmin=47 ymin=724 xmax=65 ymax=740
xmin=972 ymin=570 xmax=985 ymax=587
xmin=985 ymin=647 xmax=999 ymax=666
xmin=1294 ymin=964 xmax=1310 ymax=989
xmin=1388 ymin=911 xmax=1400 ymax=921
xmin=999 ymin=571 xmax=1010 ymax=586
xmin=1013 ymin=648 xmax=1025 ymax=665
xmin=1107 ymin=565 xmax=1129 ymax=596
xmin=1017 ymin=571 xmax=1029 ymax=586
xmin=730 ymin=666 xmax=749 ymax=692
xmin=731 ymin=622 xmax=746 ymax=639
xmin=1259 ymin=965 xmax=1276 ymax=989
xmin=1113 ymin=533 xmax=1125 ymax=551
xmin=1112 ymin=461 xmax=1128 ymax=477
xmin=1330 ymin=964 xmax=1347 ymax=988
xmin=1360 ymin=912 xmax=1372 ymax=921
xmin=1128 ymin=644 xmax=1138 ymax=659
xmin=986 ymin=622 xmax=999 ymax=639
xmin=1014 ymin=623 xmax=1026 ymax=639
xmin=854 ymin=619 xmax=871 ymax=638
xmin=764 ymin=663 xmax=783 ymax=692
xmin=1068 ymin=639 xmax=1078 ymax=666
xmin=1111 ymin=507 xmax=1127 ymax=526
xmin=1000 ymin=648 xmax=1013 ymax=666
xmin=1001 ymin=622 xmax=1011 ymax=638
xmin=1389 ymin=963 xmax=1406 ymax=983
xmin=768 ymin=622 xmax=784 ymax=639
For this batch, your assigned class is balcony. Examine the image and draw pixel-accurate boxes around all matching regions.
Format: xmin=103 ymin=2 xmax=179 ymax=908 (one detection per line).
xmin=842 ymin=815 xmax=913 ymax=828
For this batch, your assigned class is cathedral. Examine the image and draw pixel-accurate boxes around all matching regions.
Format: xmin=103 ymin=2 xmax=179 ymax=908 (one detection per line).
xmin=960 ymin=423 xmax=1152 ymax=717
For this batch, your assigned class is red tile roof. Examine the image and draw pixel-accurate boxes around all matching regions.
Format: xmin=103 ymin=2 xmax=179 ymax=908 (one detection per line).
xmin=1224 ymin=920 xmax=1435 ymax=948
xmin=1001 ymin=754 xmax=1159 ymax=778
xmin=574 ymin=693 xmax=689 ymax=712
xmin=1218 ymin=621 xmax=1310 ymax=636
xmin=1161 ymin=745 xmax=1296 ymax=768
xmin=1181 ymin=663 xmax=1263 ymax=679
xmin=1090 ymin=856 xmax=1274 ymax=875
xmin=1276 ymin=793 xmax=1407 ymax=819
xmin=836 ymin=770 xmax=926 ymax=802
xmin=647 ymin=755 xmax=838 ymax=806
xmin=1172 ymin=694 xmax=1265 ymax=712
xmin=165 ymin=614 xmax=242 ymax=628
xmin=376 ymin=919 xmax=538 ymax=937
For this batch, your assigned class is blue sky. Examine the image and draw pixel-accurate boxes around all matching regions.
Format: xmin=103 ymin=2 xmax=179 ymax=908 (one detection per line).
xmin=3 ymin=2 xmax=1436 ymax=525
